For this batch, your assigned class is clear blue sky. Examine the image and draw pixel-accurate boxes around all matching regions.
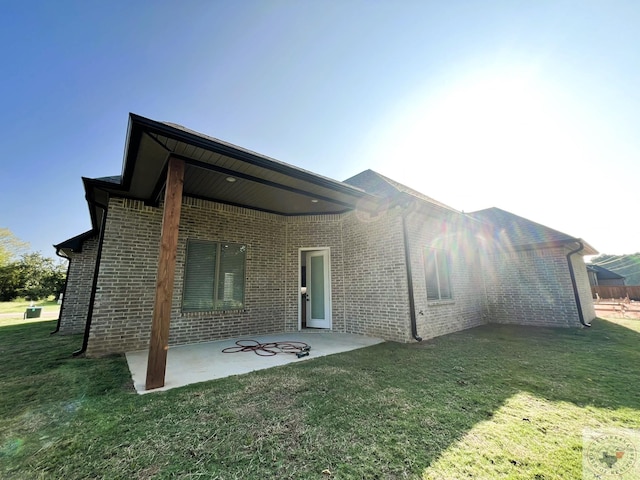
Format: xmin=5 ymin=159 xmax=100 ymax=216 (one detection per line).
xmin=1 ymin=0 xmax=638 ymax=257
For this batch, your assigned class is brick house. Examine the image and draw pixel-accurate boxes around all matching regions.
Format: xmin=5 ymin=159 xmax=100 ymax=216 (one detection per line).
xmin=54 ymin=114 xmax=597 ymax=390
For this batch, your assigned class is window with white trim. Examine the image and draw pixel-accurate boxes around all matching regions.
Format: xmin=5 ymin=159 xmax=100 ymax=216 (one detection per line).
xmin=182 ymin=240 xmax=246 ymax=312
xmin=424 ymin=247 xmax=452 ymax=301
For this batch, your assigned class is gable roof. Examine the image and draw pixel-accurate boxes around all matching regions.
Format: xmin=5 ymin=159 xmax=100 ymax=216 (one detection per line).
xmin=343 ymin=169 xmax=459 ymax=213
xmin=53 ymin=230 xmax=97 ymax=258
xmin=586 ymin=264 xmax=625 ymax=280
xmin=78 ymin=113 xmax=384 ymax=232
xmin=469 ymin=207 xmax=597 ymax=254
xmin=56 ymin=114 xmax=596 ymax=259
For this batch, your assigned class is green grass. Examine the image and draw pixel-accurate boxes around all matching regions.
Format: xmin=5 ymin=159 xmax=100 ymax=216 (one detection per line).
xmin=1 ymin=318 xmax=639 ymax=479
xmin=0 ymin=298 xmax=59 ymax=314
xmin=0 ymin=299 xmax=60 ymax=327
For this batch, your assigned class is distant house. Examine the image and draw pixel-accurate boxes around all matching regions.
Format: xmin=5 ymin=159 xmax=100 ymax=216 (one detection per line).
xmin=53 ymin=114 xmax=598 ymax=390
xmin=587 ymin=264 xmax=626 ymax=287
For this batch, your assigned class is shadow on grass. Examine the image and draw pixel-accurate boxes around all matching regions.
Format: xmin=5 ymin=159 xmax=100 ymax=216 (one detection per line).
xmin=420 ymin=318 xmax=640 ymax=411
xmin=1 ymin=318 xmax=639 ymax=478
xmin=283 ymin=317 xmax=640 ymax=477
xmin=0 ymin=321 xmax=131 ymax=420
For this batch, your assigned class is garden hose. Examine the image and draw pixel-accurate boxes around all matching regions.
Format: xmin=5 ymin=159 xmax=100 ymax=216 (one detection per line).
xmin=221 ymin=339 xmax=311 ymax=357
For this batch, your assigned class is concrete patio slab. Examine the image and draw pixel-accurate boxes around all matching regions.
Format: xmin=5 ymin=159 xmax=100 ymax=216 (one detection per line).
xmin=125 ymin=331 xmax=384 ymax=394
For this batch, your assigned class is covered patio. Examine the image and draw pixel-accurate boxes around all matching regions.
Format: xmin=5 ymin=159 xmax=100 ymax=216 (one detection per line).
xmin=125 ymin=331 xmax=383 ymax=394
xmin=77 ymin=114 xmax=382 ymax=391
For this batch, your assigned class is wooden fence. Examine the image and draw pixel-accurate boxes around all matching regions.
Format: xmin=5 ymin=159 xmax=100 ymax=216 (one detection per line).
xmin=592 ymin=285 xmax=640 ymax=301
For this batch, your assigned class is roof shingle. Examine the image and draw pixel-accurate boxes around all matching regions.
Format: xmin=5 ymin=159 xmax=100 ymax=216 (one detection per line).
xmin=469 ymin=207 xmax=583 ymax=249
xmin=343 ymin=169 xmax=458 ymax=212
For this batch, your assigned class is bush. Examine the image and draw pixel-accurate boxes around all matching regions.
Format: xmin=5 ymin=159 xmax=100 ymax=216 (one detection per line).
xmin=0 ymin=263 xmax=21 ymax=301
xmin=0 ymin=253 xmax=67 ymax=301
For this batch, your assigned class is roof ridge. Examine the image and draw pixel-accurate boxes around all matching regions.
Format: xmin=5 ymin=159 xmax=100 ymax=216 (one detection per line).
xmin=470 ymin=207 xmax=574 ymax=240
xmin=344 ymin=169 xmax=459 ymax=213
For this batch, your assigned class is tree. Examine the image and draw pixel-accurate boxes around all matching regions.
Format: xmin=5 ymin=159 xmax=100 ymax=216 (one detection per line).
xmin=17 ymin=253 xmax=67 ymax=301
xmin=0 ymin=228 xmax=66 ymax=301
xmin=0 ymin=252 xmax=67 ymax=301
xmin=0 ymin=263 xmax=21 ymax=301
xmin=42 ymin=259 xmax=67 ymax=299
xmin=0 ymin=228 xmax=29 ymax=266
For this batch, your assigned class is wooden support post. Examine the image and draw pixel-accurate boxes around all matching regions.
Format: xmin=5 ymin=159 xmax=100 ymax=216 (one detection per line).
xmin=145 ymin=157 xmax=185 ymax=390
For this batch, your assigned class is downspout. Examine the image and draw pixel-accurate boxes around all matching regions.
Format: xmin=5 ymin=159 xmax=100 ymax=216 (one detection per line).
xmin=73 ymin=204 xmax=108 ymax=356
xmin=401 ymin=207 xmax=422 ymax=342
xmin=566 ymin=240 xmax=591 ymax=328
xmin=50 ymin=253 xmax=71 ymax=334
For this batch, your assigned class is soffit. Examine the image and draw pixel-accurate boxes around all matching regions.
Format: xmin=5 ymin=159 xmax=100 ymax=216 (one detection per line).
xmin=112 ymin=115 xmax=380 ymax=216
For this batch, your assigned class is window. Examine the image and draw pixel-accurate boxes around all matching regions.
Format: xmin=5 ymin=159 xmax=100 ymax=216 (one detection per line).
xmin=182 ymin=240 xmax=246 ymax=312
xmin=424 ymin=248 xmax=452 ymax=301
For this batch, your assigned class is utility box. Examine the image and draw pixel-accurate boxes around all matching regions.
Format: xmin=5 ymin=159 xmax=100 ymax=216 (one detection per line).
xmin=24 ymin=307 xmax=42 ymax=319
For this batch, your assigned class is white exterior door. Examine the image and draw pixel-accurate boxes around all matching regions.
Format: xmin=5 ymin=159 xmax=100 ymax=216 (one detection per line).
xmin=305 ymin=250 xmax=331 ymax=329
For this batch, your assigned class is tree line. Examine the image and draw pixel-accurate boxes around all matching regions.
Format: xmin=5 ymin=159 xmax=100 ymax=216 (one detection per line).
xmin=0 ymin=228 xmax=66 ymax=301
